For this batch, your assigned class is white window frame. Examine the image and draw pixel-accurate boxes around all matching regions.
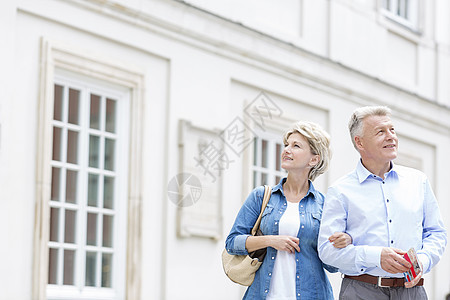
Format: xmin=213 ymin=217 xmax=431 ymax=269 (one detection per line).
xmin=46 ymin=74 xmax=129 ymax=299
xmin=252 ymin=130 xmax=287 ymax=188
xmin=33 ymin=38 xmax=145 ymax=300
xmin=381 ymin=0 xmax=420 ymax=31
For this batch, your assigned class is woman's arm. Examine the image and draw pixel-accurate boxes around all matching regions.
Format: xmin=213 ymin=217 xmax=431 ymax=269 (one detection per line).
xmin=225 ymin=187 xmax=264 ymax=255
xmin=246 ymin=235 xmax=300 ymax=254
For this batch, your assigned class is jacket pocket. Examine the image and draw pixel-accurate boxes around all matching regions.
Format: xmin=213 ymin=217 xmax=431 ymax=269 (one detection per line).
xmin=260 ymin=205 xmax=274 ymax=232
xmin=311 ymin=212 xmax=322 ymax=230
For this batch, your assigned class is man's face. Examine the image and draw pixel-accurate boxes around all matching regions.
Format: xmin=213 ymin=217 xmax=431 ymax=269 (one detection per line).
xmin=357 ymin=115 xmax=398 ymax=165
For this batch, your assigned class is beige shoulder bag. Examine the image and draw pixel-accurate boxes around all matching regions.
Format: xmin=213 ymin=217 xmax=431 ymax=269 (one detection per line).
xmin=221 ymin=185 xmax=272 ymax=286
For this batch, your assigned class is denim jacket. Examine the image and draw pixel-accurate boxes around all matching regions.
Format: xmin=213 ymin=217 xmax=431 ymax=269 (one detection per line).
xmin=225 ymin=178 xmax=337 ymax=299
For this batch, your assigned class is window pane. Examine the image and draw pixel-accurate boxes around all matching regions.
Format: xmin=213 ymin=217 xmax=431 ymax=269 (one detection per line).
xmin=253 ymin=171 xmax=258 ymax=188
xmin=50 ymin=208 xmax=59 ymax=242
xmin=86 ymin=213 xmax=97 ymax=246
xmin=261 ymin=140 xmax=268 ymax=168
xmin=102 ymin=215 xmax=113 ymax=247
xmin=261 ymin=173 xmax=268 ymax=185
xmin=403 ymin=0 xmax=409 ymax=19
xmin=105 ymin=98 xmax=116 ymax=133
xmin=253 ymin=138 xmax=258 ymax=166
xmin=64 ymin=209 xmax=77 ymax=243
xmin=85 ymin=252 xmax=97 ymax=287
xmin=103 ymin=176 xmax=114 ymax=209
xmin=88 ymin=174 xmax=99 ymax=207
xmin=48 ymin=248 xmax=58 ymax=284
xmin=102 ymin=253 xmax=112 ymax=288
xmin=67 ymin=130 xmax=79 ymax=164
xmin=63 ymin=249 xmax=75 ymax=285
xmin=52 ymin=127 xmax=62 ymax=161
xmin=276 ymin=176 xmax=282 ymax=184
xmin=66 ymin=170 xmax=78 ymax=204
xmin=54 ymin=85 xmax=64 ymax=121
xmin=89 ymin=135 xmax=100 ymax=168
xmin=51 ymin=167 xmax=61 ymax=201
xmin=68 ymin=88 xmax=80 ymax=125
xmin=90 ymin=94 xmax=101 ymax=130
xmin=276 ymin=143 xmax=282 ymax=171
xmin=104 ymin=138 xmax=115 ymax=171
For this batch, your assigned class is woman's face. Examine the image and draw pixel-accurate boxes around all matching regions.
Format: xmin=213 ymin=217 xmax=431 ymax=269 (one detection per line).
xmin=281 ymin=132 xmax=318 ymax=173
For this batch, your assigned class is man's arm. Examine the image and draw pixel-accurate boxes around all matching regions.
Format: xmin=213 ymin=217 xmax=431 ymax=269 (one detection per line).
xmin=318 ymin=187 xmax=382 ymax=273
xmin=417 ymin=178 xmax=447 ymax=273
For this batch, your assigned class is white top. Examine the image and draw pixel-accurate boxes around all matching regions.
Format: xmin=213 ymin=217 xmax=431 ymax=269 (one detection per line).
xmin=266 ymin=201 xmax=300 ymax=300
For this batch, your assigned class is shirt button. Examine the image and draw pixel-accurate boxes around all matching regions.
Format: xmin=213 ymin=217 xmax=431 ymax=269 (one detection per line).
xmin=300 ymin=205 xmax=303 ymax=208
xmin=272 ymin=257 xmax=275 ymax=260
xmin=361 ymin=268 xmax=364 ymax=272
xmin=389 ymin=219 xmax=392 ymax=223
xmin=382 ymin=181 xmax=385 ymax=184
xmin=284 ymin=203 xmax=286 ymax=206
xmin=297 ymin=275 xmax=299 ymax=278
xmin=301 ymin=225 xmax=304 ymax=228
xmin=269 ymin=273 xmax=272 ymax=276
xmin=275 ymin=222 xmax=278 ymax=225
xmin=298 ymin=293 xmax=301 ymax=296
xmin=391 ymin=240 xmax=394 ymax=244
xmin=265 ymin=290 xmax=268 ymax=293
xmin=387 ymin=199 xmax=390 ymax=203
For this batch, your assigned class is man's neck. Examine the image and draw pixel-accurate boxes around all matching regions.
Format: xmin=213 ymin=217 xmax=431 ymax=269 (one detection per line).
xmin=360 ymin=159 xmax=392 ymax=179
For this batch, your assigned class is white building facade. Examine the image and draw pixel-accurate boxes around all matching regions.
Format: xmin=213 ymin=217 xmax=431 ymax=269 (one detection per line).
xmin=0 ymin=0 xmax=449 ymax=299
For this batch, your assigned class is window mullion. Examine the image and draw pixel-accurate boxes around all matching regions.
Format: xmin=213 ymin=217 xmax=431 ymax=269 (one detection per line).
xmin=57 ymin=84 xmax=69 ymax=286
xmin=267 ymin=139 xmax=276 ymax=186
xmin=256 ymin=138 xmax=262 ymax=186
xmin=76 ymin=86 xmax=88 ymax=291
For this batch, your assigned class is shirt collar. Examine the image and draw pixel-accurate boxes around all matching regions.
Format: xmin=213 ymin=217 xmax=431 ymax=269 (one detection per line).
xmin=273 ymin=177 xmax=319 ymax=202
xmin=356 ymin=159 xmax=398 ymax=183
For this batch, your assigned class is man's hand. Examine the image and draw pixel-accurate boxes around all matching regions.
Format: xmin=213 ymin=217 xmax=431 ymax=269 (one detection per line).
xmin=380 ymin=247 xmax=411 ymax=274
xmin=404 ymin=260 xmax=423 ymax=288
xmin=328 ymin=232 xmax=352 ymax=248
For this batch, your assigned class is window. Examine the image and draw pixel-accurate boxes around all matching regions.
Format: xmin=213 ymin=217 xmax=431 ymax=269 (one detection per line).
xmin=34 ymin=39 xmax=146 ymax=300
xmin=47 ymin=77 xmax=129 ymax=299
xmin=252 ymin=131 xmax=286 ymax=188
xmin=382 ymin=0 xmax=419 ymax=30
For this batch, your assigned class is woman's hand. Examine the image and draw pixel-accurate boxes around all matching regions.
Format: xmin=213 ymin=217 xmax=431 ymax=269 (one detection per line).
xmin=328 ymin=232 xmax=352 ymax=248
xmin=270 ymin=235 xmax=300 ymax=254
xmin=246 ymin=235 xmax=300 ymax=253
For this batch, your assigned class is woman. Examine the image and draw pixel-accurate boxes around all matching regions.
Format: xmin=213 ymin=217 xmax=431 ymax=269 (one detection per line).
xmin=225 ymin=121 xmax=351 ymax=299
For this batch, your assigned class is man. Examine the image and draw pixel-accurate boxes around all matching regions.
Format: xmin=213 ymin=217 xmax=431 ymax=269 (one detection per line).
xmin=318 ymin=106 xmax=447 ymax=299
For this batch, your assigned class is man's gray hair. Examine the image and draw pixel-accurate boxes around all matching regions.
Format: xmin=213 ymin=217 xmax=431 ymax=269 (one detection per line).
xmin=348 ymin=106 xmax=392 ymax=149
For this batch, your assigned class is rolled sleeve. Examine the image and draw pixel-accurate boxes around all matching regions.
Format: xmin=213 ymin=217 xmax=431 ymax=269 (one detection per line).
xmin=227 ymin=234 xmax=250 ymax=255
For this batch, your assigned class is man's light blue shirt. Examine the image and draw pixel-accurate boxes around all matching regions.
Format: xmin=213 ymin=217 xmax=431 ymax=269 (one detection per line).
xmin=318 ymin=160 xmax=447 ymax=277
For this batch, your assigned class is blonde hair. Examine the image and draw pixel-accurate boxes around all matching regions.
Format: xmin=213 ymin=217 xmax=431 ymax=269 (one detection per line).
xmin=348 ymin=106 xmax=392 ymax=150
xmin=282 ymin=121 xmax=331 ymax=181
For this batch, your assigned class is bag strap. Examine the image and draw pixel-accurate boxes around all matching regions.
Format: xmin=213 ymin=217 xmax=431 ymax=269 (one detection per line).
xmin=251 ymin=185 xmax=271 ymax=236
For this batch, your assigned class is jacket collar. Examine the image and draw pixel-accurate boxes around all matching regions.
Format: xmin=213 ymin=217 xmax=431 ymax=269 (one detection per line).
xmin=272 ymin=177 xmax=319 ymax=202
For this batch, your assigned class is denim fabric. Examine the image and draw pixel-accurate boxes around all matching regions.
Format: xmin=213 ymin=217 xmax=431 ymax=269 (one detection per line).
xmin=225 ymin=178 xmax=336 ymax=300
